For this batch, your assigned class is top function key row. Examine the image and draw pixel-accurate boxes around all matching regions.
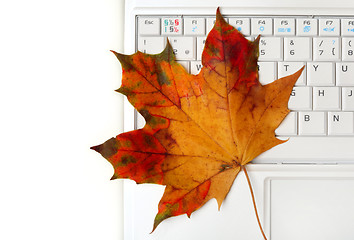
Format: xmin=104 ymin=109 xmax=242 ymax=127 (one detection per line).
xmin=138 ymin=16 xmax=354 ymax=37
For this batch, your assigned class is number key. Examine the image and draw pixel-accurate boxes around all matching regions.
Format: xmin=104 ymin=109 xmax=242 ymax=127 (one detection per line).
xmin=284 ymin=37 xmax=312 ymax=61
xmin=169 ymin=37 xmax=195 ymax=60
xmin=342 ymin=38 xmax=354 ymax=61
xmin=258 ymin=37 xmax=283 ymax=61
xmin=313 ymin=38 xmax=340 ymax=61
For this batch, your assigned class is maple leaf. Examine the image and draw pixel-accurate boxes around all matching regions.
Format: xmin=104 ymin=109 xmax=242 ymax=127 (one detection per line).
xmin=91 ymin=8 xmax=303 ymax=234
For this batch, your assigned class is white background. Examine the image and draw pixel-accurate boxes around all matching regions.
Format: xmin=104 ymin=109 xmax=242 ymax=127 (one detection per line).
xmin=0 ymin=1 xmax=125 ymax=239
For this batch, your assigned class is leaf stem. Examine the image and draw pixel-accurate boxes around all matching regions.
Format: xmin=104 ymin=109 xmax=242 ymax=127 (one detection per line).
xmin=241 ymin=165 xmax=268 ymax=240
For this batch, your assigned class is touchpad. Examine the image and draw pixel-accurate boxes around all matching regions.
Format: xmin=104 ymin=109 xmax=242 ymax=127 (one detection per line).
xmin=270 ymin=179 xmax=354 ymax=240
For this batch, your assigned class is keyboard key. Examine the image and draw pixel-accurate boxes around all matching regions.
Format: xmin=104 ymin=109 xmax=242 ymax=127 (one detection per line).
xmin=190 ymin=61 xmax=203 ymax=74
xmin=258 ymin=37 xmax=283 ymax=61
xmin=342 ymin=38 xmax=354 ymax=61
xmin=278 ymin=62 xmax=306 ymax=86
xmin=313 ymin=37 xmax=341 ymax=61
xmin=177 ymin=61 xmax=190 ymax=72
xmin=313 ymin=87 xmax=341 ymax=110
xmin=162 ymin=17 xmax=182 ymax=35
xmin=342 ymin=87 xmax=354 ymax=110
xmin=319 ymin=19 xmax=340 ymax=36
xmin=341 ymin=19 xmax=354 ymax=36
xmin=297 ymin=19 xmax=318 ymax=36
xmin=206 ymin=17 xmax=228 ymax=34
xmin=336 ymin=62 xmax=354 ymax=86
xmin=288 ymin=87 xmax=312 ymax=110
xmin=138 ymin=17 xmax=160 ymax=35
xmin=169 ymin=37 xmax=195 ymax=60
xmin=184 ymin=18 xmax=205 ymax=35
xmin=258 ymin=62 xmax=277 ymax=85
xmin=328 ymin=112 xmax=354 ymax=135
xmin=307 ymin=62 xmax=335 ymax=86
xmin=299 ymin=112 xmax=327 ymax=136
xmin=196 ymin=37 xmax=206 ymax=60
xmin=138 ymin=37 xmax=165 ymax=54
xmin=284 ymin=37 xmax=312 ymax=61
xmin=276 ymin=112 xmax=297 ymax=136
xmin=274 ymin=18 xmax=295 ymax=36
xmin=229 ymin=18 xmax=250 ymax=36
xmin=251 ymin=18 xmax=273 ymax=36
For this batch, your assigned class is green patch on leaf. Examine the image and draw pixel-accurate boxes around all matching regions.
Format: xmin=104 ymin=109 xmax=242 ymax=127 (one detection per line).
xmin=119 ymin=154 xmax=137 ymax=167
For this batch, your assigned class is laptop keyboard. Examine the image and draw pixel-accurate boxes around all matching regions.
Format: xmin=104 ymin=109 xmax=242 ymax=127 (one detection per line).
xmin=136 ymin=15 xmax=354 ymax=137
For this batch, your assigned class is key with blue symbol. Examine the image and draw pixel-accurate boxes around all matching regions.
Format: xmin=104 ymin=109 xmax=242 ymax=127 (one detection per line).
xmin=319 ymin=19 xmax=340 ymax=36
xmin=229 ymin=18 xmax=250 ymax=36
xmin=297 ymin=19 xmax=318 ymax=36
xmin=184 ymin=18 xmax=205 ymax=35
xmin=314 ymin=37 xmax=340 ymax=61
xmin=341 ymin=19 xmax=354 ymax=36
xmin=274 ymin=18 xmax=295 ymax=36
xmin=251 ymin=18 xmax=273 ymax=36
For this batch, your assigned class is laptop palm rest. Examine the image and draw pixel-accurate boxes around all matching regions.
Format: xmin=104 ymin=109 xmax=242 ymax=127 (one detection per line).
xmin=270 ymin=178 xmax=354 ymax=240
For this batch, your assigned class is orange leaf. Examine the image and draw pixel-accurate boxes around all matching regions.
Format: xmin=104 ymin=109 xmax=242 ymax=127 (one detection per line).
xmin=91 ymin=8 xmax=303 ymax=232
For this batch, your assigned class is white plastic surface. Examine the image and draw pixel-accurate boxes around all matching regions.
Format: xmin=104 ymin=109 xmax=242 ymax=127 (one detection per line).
xmin=124 ymin=164 xmax=354 ymax=240
xmin=270 ymin=178 xmax=354 ymax=240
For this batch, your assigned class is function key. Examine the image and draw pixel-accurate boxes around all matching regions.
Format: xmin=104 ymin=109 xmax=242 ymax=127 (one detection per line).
xmin=184 ymin=18 xmax=205 ymax=35
xmin=319 ymin=19 xmax=340 ymax=36
xmin=162 ymin=17 xmax=182 ymax=35
xmin=138 ymin=17 xmax=160 ymax=35
xmin=274 ymin=18 xmax=295 ymax=36
xmin=206 ymin=17 xmax=228 ymax=33
xmin=229 ymin=18 xmax=250 ymax=36
xmin=251 ymin=18 xmax=273 ymax=36
xmin=296 ymin=19 xmax=318 ymax=36
xmin=341 ymin=19 xmax=354 ymax=36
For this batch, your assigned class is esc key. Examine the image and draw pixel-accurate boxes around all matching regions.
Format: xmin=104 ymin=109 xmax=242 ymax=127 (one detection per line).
xmin=138 ymin=17 xmax=160 ymax=35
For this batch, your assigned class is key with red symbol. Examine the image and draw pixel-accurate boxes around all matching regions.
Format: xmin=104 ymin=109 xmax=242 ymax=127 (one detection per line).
xmin=162 ymin=17 xmax=182 ymax=35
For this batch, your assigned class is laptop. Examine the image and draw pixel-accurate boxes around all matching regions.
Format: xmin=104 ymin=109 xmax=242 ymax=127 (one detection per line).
xmin=120 ymin=0 xmax=354 ymax=239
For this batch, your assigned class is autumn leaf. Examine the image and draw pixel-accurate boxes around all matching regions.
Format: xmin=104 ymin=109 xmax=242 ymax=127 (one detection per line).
xmin=91 ymin=8 xmax=303 ymax=234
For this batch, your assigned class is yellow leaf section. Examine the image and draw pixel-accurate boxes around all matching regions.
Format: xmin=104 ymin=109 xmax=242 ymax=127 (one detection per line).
xmin=230 ymin=68 xmax=304 ymax=165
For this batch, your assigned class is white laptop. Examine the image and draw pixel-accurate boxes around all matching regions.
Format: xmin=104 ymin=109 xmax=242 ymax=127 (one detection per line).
xmin=120 ymin=0 xmax=354 ymax=239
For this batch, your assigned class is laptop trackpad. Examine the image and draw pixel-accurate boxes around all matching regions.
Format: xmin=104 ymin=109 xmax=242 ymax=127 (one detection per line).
xmin=270 ymin=178 xmax=354 ymax=240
